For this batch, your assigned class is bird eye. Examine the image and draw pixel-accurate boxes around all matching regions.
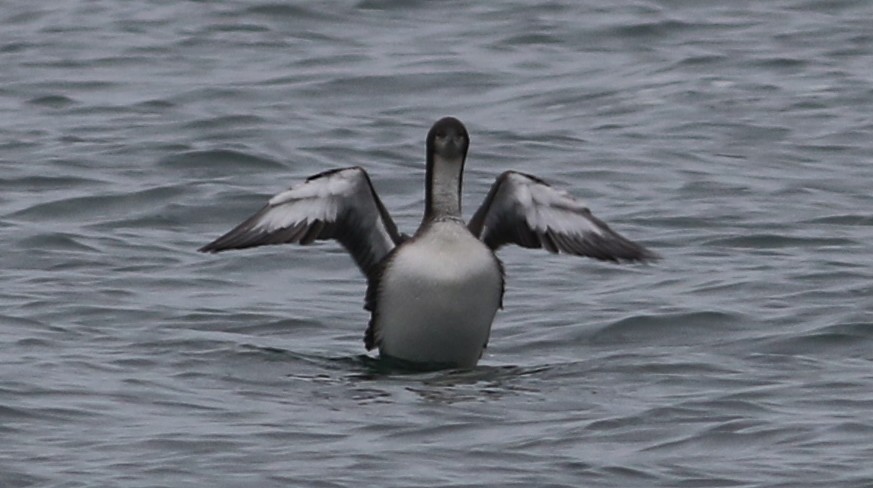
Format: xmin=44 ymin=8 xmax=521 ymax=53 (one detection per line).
xmin=435 ymin=131 xmax=446 ymax=138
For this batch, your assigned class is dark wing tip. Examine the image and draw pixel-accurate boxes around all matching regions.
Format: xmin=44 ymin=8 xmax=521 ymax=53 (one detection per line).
xmin=196 ymin=207 xmax=287 ymax=254
xmin=577 ymin=211 xmax=660 ymax=263
xmin=613 ymin=245 xmax=660 ymax=264
xmin=199 ymin=231 xmax=246 ymax=253
xmin=197 ymin=234 xmax=250 ymax=254
xmin=584 ymin=231 xmax=660 ymax=264
xmin=198 ymin=242 xmax=220 ymax=253
xmin=636 ymin=246 xmax=662 ymax=263
xmin=607 ymin=225 xmax=662 ymax=263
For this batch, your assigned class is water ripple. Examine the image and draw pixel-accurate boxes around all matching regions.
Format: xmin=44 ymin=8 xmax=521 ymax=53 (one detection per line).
xmin=3 ymin=0 xmax=873 ymax=486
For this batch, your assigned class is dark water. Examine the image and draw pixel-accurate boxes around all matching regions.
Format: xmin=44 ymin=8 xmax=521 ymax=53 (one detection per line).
xmin=3 ymin=1 xmax=873 ymax=486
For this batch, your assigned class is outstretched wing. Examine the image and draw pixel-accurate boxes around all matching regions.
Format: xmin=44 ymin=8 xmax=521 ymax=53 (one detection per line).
xmin=468 ymin=171 xmax=657 ymax=263
xmin=199 ymin=166 xmax=404 ymax=278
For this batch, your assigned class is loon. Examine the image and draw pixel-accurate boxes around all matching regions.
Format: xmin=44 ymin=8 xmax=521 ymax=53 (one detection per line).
xmin=199 ymin=117 xmax=657 ymax=368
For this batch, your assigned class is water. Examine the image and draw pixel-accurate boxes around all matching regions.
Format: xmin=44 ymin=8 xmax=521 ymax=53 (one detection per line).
xmin=2 ymin=1 xmax=873 ymax=486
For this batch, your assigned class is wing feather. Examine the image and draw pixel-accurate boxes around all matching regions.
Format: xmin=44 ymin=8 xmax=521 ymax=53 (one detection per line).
xmin=468 ymin=171 xmax=657 ymax=263
xmin=199 ymin=167 xmax=403 ymax=278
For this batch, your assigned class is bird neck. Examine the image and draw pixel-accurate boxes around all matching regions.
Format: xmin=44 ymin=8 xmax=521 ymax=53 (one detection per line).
xmin=424 ymin=154 xmax=464 ymax=221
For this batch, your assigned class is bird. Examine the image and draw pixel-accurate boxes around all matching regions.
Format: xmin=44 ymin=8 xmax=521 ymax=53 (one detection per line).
xmin=199 ymin=117 xmax=657 ymax=369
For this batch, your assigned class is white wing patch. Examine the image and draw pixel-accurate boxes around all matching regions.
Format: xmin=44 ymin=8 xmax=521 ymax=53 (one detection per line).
xmin=268 ymin=169 xmax=357 ymax=206
xmin=513 ymin=174 xmax=603 ymax=236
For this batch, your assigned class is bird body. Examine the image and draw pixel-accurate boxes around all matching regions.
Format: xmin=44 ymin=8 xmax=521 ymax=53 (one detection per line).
xmin=200 ymin=117 xmax=656 ymax=368
xmin=370 ymin=218 xmax=503 ymax=368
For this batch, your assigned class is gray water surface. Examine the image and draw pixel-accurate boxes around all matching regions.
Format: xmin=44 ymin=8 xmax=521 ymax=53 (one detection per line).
xmin=2 ymin=1 xmax=873 ymax=487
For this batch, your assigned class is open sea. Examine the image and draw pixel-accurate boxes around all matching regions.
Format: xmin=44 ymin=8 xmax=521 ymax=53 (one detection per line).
xmin=2 ymin=1 xmax=873 ymax=486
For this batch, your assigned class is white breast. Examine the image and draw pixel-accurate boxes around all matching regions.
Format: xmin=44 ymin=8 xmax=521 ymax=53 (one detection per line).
xmin=374 ymin=220 xmax=503 ymax=368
